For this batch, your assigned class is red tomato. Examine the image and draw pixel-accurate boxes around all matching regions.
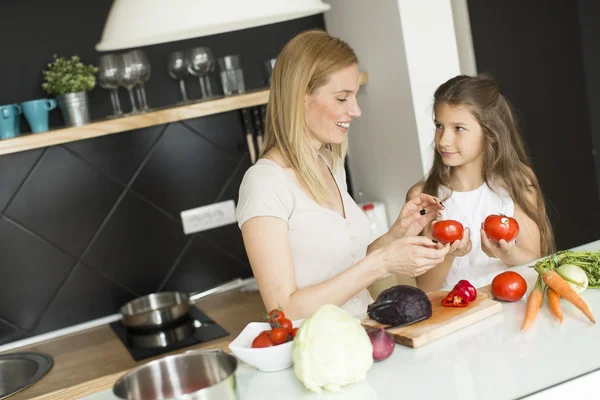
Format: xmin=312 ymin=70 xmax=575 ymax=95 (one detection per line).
xmin=291 ymin=327 xmax=299 ymax=338
xmin=432 ymin=220 xmax=464 ymax=244
xmin=483 ymin=214 xmax=520 ymax=243
xmin=270 ymin=328 xmax=288 ymax=345
xmin=268 ymin=309 xmax=285 ymax=327
xmin=251 ymin=331 xmax=274 ymax=348
xmin=491 ymin=271 xmax=527 ymax=302
xmin=279 ymin=318 xmax=293 ymax=333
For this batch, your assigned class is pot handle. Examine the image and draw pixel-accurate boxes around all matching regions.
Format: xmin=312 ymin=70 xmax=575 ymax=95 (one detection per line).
xmin=184 ymin=348 xmax=224 ymax=355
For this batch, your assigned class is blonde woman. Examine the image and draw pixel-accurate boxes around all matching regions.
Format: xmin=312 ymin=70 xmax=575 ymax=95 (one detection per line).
xmin=236 ymin=30 xmax=450 ymax=319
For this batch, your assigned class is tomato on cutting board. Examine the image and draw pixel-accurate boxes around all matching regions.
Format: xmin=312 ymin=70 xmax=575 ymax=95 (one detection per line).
xmin=432 ymin=220 xmax=464 ymax=244
xmin=483 ymin=214 xmax=520 ymax=243
xmin=491 ymin=271 xmax=527 ymax=302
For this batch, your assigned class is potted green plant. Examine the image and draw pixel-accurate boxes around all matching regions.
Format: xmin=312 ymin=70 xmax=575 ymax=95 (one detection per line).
xmin=42 ymin=55 xmax=98 ymax=127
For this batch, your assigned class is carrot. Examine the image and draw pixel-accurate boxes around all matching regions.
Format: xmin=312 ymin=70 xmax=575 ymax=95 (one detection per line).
xmin=536 ymin=267 xmax=596 ymax=324
xmin=521 ymin=276 xmax=543 ymax=332
xmin=546 ymin=287 xmax=563 ymax=323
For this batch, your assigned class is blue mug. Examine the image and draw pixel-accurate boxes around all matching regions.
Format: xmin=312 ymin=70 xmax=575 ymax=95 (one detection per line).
xmin=21 ymin=98 xmax=57 ymax=133
xmin=0 ymin=104 xmax=22 ymax=140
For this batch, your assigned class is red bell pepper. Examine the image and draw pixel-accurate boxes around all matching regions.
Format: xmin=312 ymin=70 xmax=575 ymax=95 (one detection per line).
xmin=441 ymin=280 xmax=477 ymax=307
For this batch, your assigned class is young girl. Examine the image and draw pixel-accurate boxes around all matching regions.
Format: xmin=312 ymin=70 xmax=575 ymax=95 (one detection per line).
xmin=408 ymin=75 xmax=555 ymax=292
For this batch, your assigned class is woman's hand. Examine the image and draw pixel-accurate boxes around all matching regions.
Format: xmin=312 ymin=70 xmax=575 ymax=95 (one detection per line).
xmin=389 ymin=193 xmax=444 ymax=239
xmin=480 ymin=228 xmax=514 ymax=260
xmin=445 ymin=227 xmax=472 ymax=258
xmin=380 ymin=236 xmax=451 ymax=277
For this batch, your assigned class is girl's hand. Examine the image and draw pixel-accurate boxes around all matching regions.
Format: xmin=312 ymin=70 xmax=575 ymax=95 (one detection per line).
xmin=446 ymin=227 xmax=472 ymax=257
xmin=390 ymin=193 xmax=444 ymax=239
xmin=480 ymin=228 xmax=514 ymax=260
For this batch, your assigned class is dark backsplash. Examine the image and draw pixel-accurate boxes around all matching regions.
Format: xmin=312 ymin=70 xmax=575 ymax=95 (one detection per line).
xmin=0 ymin=0 xmax=325 ymax=345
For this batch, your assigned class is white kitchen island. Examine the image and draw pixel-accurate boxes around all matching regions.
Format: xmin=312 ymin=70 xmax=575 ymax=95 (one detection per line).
xmin=83 ymin=240 xmax=600 ymax=400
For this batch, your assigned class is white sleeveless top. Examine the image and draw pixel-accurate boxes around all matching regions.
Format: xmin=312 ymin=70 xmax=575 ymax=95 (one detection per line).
xmin=438 ymin=183 xmax=514 ymax=290
xmin=236 ymin=151 xmax=373 ymax=317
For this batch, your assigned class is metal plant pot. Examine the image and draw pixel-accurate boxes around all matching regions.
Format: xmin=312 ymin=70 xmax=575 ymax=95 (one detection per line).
xmin=56 ymin=91 xmax=90 ymax=127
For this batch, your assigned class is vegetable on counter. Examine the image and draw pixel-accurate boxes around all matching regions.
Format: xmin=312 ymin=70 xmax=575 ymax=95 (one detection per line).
xmin=292 ymin=304 xmax=373 ymax=393
xmin=521 ymin=275 xmax=543 ymax=332
xmin=442 ymin=279 xmax=477 ymax=307
xmin=491 ymin=271 xmax=528 ymax=302
xmin=367 ymin=285 xmax=432 ymax=326
xmin=483 ymin=214 xmax=520 ymax=243
xmin=556 ymin=264 xmax=589 ymax=294
xmin=534 ymin=265 xmax=596 ymax=324
xmin=546 ymin=287 xmax=563 ymax=323
xmin=532 ymin=250 xmax=600 ymax=288
xmin=251 ymin=308 xmax=296 ymax=348
xmin=432 ymin=219 xmax=464 ymax=244
xmin=367 ymin=327 xmax=395 ymax=361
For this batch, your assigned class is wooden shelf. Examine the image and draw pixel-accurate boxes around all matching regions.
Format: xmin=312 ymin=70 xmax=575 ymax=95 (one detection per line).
xmin=0 ymin=72 xmax=368 ymax=156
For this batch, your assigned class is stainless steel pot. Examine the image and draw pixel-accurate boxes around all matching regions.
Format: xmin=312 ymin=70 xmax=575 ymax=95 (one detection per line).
xmin=113 ymin=349 xmax=238 ymax=400
xmin=121 ymin=291 xmax=191 ymax=329
xmin=120 ymin=279 xmax=248 ymax=329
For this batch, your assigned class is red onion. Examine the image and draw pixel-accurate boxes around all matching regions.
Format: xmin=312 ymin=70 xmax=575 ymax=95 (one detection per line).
xmin=367 ymin=327 xmax=395 ymax=361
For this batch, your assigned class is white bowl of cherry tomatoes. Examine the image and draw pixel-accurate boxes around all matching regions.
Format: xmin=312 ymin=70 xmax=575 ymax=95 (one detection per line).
xmin=228 ymin=309 xmax=302 ymax=372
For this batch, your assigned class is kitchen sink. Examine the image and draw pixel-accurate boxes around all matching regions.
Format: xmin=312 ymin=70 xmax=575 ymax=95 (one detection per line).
xmin=0 ymin=352 xmax=53 ymax=399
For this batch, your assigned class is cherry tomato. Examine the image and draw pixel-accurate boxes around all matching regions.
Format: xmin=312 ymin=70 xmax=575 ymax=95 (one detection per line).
xmin=432 ymin=220 xmax=464 ymax=244
xmin=268 ymin=308 xmax=285 ymax=327
xmin=270 ymin=327 xmax=288 ymax=345
xmin=483 ymin=214 xmax=520 ymax=243
xmin=251 ymin=331 xmax=274 ymax=348
xmin=279 ymin=318 xmax=293 ymax=333
xmin=291 ymin=327 xmax=299 ymax=338
xmin=491 ymin=271 xmax=527 ymax=302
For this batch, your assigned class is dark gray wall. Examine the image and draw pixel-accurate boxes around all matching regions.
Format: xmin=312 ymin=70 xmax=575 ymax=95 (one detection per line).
xmin=0 ymin=0 xmax=325 ymax=345
xmin=578 ymin=0 xmax=600 ymax=202
xmin=467 ymin=0 xmax=600 ymax=250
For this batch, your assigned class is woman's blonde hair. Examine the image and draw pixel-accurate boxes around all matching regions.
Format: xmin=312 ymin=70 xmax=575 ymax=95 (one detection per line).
xmin=262 ymin=29 xmax=358 ymax=205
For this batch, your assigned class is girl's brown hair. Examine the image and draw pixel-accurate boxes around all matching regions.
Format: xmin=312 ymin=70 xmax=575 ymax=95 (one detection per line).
xmin=262 ymin=29 xmax=357 ymax=205
xmin=423 ymin=75 xmax=555 ymax=255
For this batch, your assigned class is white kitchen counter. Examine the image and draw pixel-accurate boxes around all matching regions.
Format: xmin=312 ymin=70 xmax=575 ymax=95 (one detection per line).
xmin=82 ymin=240 xmax=600 ymax=400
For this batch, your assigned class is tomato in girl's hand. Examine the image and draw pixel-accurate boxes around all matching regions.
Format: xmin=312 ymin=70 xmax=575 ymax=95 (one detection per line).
xmin=251 ymin=331 xmax=274 ymax=348
xmin=432 ymin=220 xmax=464 ymax=244
xmin=483 ymin=214 xmax=520 ymax=243
xmin=491 ymin=271 xmax=527 ymax=302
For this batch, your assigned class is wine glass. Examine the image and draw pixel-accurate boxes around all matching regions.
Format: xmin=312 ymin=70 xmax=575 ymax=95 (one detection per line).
xmin=167 ymin=51 xmax=190 ymax=102
xmin=187 ymin=47 xmax=215 ymax=99
xmin=116 ymin=52 xmax=139 ymax=114
xmin=97 ymin=54 xmax=123 ymax=117
xmin=126 ymin=49 xmax=151 ymax=111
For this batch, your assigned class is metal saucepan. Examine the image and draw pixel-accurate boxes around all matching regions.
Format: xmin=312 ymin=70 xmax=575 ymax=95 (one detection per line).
xmin=113 ymin=349 xmax=238 ymax=400
xmin=120 ymin=278 xmax=247 ymax=329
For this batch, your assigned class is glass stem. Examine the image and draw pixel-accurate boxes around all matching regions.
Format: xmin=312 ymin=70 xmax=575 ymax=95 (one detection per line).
xmin=179 ymin=80 xmax=188 ymax=101
xmin=127 ymin=87 xmax=138 ymax=113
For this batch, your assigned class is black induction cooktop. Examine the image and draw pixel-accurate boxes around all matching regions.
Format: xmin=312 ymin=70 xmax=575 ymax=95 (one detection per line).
xmin=109 ymin=306 xmax=228 ymax=361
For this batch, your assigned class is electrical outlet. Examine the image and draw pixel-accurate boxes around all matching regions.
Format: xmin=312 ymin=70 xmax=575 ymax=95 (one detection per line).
xmin=181 ymin=200 xmax=237 ymax=234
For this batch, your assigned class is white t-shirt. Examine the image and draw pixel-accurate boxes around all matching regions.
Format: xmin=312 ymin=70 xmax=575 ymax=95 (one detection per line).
xmin=438 ymin=183 xmax=515 ymax=289
xmin=236 ymin=151 xmax=373 ymax=317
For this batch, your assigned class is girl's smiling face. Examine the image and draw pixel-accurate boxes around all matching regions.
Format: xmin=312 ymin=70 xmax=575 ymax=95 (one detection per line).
xmin=434 ymin=103 xmax=485 ymax=169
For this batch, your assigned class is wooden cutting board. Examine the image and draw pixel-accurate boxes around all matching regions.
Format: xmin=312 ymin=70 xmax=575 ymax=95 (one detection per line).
xmin=362 ymin=285 xmax=502 ymax=348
